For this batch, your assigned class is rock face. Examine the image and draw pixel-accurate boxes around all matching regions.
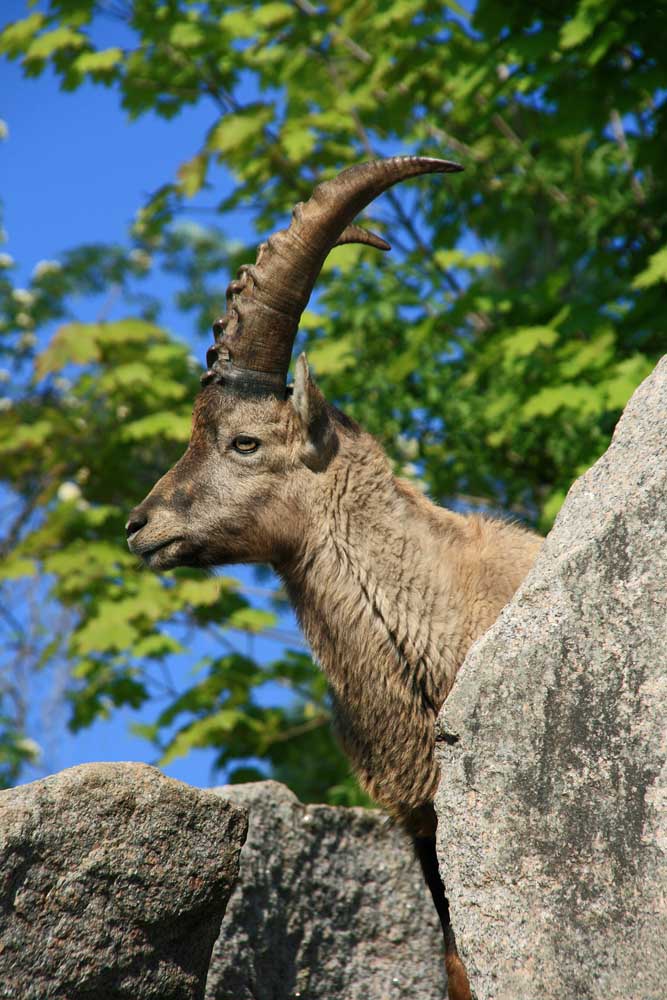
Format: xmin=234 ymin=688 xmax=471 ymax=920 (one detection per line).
xmin=435 ymin=357 xmax=667 ymax=999
xmin=205 ymin=781 xmax=445 ymax=1000
xmin=0 ymin=762 xmax=248 ymax=1000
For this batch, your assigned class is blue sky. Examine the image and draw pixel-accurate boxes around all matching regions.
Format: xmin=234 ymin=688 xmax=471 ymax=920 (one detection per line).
xmin=1 ymin=1 xmax=298 ymax=787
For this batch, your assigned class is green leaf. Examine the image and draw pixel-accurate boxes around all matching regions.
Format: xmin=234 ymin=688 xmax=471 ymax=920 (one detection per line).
xmin=227 ymin=607 xmax=277 ymax=632
xmin=36 ymin=322 xmax=101 ymax=376
xmin=0 ymin=13 xmax=45 ymax=56
xmin=177 ymin=152 xmax=208 ymax=197
xmin=0 ymin=556 xmax=36 ymax=580
xmin=36 ymin=319 xmax=166 ymax=378
xmin=521 ymin=384 xmax=604 ymax=420
xmin=254 ymin=2 xmax=293 ymax=28
xmin=602 ymin=355 xmax=654 ymax=409
xmin=25 ymin=27 xmax=86 ymax=61
xmin=281 ymin=125 xmax=316 ymax=161
xmin=219 ymin=10 xmax=258 ymax=39
xmin=161 ymin=709 xmax=243 ymax=764
xmin=502 ymin=326 xmax=558 ymax=360
xmin=0 ymin=420 xmax=53 ymax=451
xmin=121 ymin=411 xmax=191 ymax=443
xmin=208 ymin=106 xmax=273 ymax=156
xmin=178 ymin=578 xmax=225 ymax=606
xmin=73 ymin=608 xmax=139 ymax=655
xmin=134 ymin=635 xmax=183 ymax=659
xmin=434 ymin=249 xmax=499 ymax=271
xmin=320 ymin=243 xmax=365 ymax=275
xmin=560 ymin=0 xmax=611 ymax=49
xmin=307 ymin=335 xmax=355 ymax=376
xmin=96 ymin=318 xmax=166 ymax=346
xmin=169 ymin=22 xmax=205 ymax=49
xmin=74 ymin=47 xmax=123 ymax=75
xmin=557 ymin=330 xmax=615 ymax=378
xmin=633 ymin=247 xmax=667 ymax=289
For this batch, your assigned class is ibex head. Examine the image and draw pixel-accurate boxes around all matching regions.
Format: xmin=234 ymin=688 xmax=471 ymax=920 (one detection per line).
xmin=126 ymin=156 xmax=462 ymax=570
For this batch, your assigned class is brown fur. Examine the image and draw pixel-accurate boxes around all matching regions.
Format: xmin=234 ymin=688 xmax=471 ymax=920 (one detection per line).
xmin=131 ymin=380 xmax=540 ymax=820
xmin=128 ymin=367 xmax=540 ymax=821
xmin=126 ymin=358 xmax=541 ymax=995
xmin=278 ymin=423 xmax=540 ymax=828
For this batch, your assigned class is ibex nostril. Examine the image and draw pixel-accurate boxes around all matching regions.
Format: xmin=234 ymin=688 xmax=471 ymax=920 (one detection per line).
xmin=125 ymin=512 xmax=148 ymax=538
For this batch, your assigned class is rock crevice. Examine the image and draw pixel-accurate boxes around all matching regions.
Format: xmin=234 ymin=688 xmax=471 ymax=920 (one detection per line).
xmin=205 ymin=780 xmax=445 ymax=1000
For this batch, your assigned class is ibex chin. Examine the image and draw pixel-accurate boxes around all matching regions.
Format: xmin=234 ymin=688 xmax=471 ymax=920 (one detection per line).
xmin=126 ymin=156 xmax=541 ymax=1000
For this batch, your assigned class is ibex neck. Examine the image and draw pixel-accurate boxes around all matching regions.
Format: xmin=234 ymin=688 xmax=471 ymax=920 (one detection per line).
xmin=278 ymin=444 xmax=468 ymax=816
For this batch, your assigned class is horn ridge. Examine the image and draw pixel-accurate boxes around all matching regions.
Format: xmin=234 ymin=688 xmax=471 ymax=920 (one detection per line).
xmin=203 ymin=155 xmax=463 ymax=394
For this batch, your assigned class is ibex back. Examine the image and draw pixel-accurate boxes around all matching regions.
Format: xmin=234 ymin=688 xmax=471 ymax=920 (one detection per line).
xmin=126 ymin=157 xmax=541 ymax=1000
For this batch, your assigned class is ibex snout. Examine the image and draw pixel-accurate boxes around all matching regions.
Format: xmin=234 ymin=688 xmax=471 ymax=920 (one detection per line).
xmin=125 ymin=482 xmax=196 ymax=569
xmin=125 ymin=508 xmax=148 ymax=541
xmin=125 ymin=497 xmax=169 ymax=557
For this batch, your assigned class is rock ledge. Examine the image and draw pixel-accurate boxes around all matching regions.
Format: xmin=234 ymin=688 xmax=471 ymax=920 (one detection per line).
xmin=0 ymin=762 xmax=248 ymax=1000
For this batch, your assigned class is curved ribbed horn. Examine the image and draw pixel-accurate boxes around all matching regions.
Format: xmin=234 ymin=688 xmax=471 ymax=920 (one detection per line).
xmin=202 ymin=156 xmax=463 ymax=395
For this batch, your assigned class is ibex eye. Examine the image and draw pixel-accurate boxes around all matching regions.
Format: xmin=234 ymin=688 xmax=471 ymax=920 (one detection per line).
xmin=232 ymin=436 xmax=260 ymax=454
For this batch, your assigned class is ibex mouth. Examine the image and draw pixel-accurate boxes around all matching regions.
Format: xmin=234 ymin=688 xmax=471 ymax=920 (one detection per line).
xmin=129 ymin=535 xmax=185 ymax=566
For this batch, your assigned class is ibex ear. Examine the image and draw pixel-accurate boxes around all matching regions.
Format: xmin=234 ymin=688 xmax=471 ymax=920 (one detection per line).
xmin=291 ymin=353 xmax=337 ymax=471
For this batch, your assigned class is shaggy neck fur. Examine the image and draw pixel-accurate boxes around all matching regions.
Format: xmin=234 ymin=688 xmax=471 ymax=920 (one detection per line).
xmin=278 ymin=429 xmax=540 ymax=829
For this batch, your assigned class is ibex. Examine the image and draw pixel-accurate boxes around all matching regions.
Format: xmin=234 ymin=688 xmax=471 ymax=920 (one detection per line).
xmin=126 ymin=157 xmax=541 ymax=999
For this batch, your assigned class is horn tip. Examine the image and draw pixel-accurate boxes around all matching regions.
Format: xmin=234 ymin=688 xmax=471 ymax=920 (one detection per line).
xmin=424 ymin=157 xmax=464 ymax=173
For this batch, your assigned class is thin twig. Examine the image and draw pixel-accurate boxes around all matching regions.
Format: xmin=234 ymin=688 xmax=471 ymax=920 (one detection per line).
xmin=490 ymin=111 xmax=569 ymax=206
xmin=262 ymin=713 xmax=329 ymax=747
xmin=291 ymin=0 xmax=372 ymax=63
xmin=609 ymin=109 xmax=645 ymax=203
xmin=0 ymin=490 xmax=42 ymax=558
xmin=0 ymin=602 xmax=26 ymax=639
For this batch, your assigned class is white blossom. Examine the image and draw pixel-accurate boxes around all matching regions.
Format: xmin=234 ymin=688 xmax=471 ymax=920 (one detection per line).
xmin=0 ymin=397 xmax=13 ymax=412
xmin=57 ymin=481 xmax=82 ymax=503
xmin=116 ymin=404 xmax=130 ymax=420
xmin=0 ymin=253 xmax=13 ymax=269
xmin=129 ymin=248 xmax=152 ymax=271
xmin=15 ymin=737 xmax=40 ymax=761
xmin=32 ymin=259 xmax=62 ymax=279
xmin=396 ymin=434 xmax=419 ymax=460
xmin=12 ymin=288 xmax=36 ymax=306
xmin=18 ymin=331 xmax=37 ymax=348
xmin=401 ymin=463 xmax=428 ymax=492
xmin=0 ymin=368 xmax=10 ymax=383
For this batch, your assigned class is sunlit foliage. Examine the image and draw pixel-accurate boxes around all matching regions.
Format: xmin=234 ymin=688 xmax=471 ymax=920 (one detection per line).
xmin=1 ymin=0 xmax=664 ymax=793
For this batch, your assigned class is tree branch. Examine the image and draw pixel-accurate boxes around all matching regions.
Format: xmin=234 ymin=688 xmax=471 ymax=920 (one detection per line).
xmin=609 ymin=109 xmax=645 ymax=204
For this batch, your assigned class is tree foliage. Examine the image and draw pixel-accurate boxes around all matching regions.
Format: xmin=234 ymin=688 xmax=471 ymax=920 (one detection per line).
xmin=1 ymin=0 xmax=664 ymax=793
